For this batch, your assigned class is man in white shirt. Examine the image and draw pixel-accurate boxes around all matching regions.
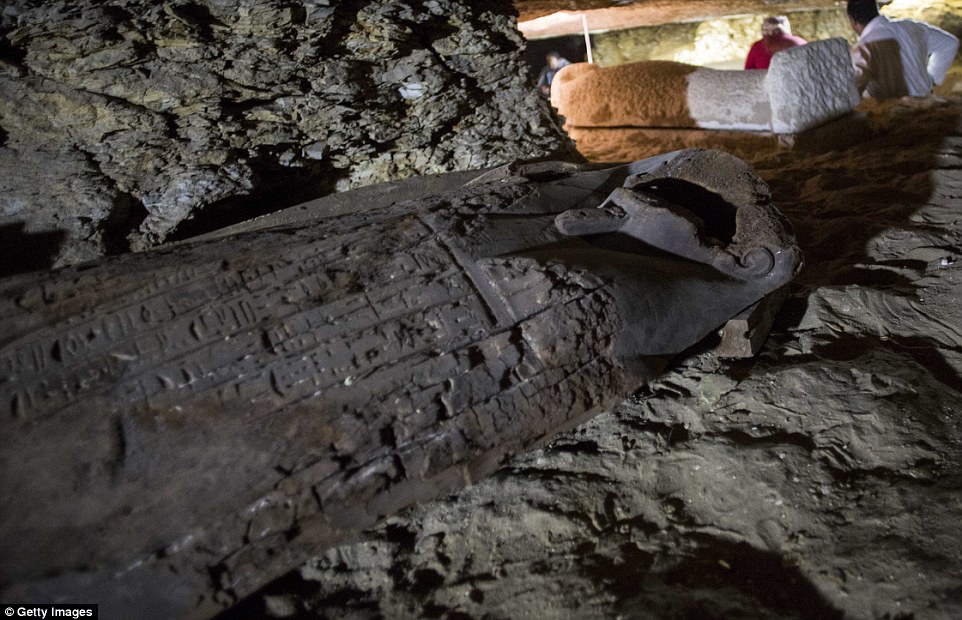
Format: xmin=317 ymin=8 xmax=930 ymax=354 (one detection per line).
xmin=847 ymin=0 xmax=959 ymax=99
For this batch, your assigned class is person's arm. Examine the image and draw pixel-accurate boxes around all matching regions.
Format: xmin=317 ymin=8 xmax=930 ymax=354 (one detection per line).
xmin=536 ymin=67 xmax=549 ymax=89
xmin=851 ymin=43 xmax=873 ymax=96
xmin=922 ymin=22 xmax=960 ymax=85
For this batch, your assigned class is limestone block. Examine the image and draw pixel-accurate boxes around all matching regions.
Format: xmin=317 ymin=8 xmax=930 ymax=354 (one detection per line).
xmin=767 ymin=38 xmax=860 ymax=134
xmin=687 ymin=68 xmax=770 ymax=131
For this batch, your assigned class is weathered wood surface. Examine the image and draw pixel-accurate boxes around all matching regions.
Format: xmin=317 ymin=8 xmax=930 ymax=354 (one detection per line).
xmin=0 ymin=149 xmax=800 ymax=618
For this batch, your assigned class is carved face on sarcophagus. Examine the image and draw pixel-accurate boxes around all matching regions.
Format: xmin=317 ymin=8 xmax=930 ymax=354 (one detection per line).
xmin=0 ymin=148 xmax=800 ymax=618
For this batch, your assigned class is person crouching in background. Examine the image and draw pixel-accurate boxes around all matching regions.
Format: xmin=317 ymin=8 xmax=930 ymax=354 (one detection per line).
xmin=537 ymin=51 xmax=571 ymax=96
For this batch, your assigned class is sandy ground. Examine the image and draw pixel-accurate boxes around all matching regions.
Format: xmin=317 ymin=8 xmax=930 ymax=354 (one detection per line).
xmin=232 ymin=97 xmax=962 ymax=619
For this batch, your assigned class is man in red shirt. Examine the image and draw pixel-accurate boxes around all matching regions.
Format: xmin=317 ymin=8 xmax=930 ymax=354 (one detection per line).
xmin=745 ymin=16 xmax=808 ymax=70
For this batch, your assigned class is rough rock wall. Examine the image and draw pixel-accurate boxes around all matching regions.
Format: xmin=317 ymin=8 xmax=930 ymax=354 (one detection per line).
xmin=0 ymin=0 xmax=574 ymax=269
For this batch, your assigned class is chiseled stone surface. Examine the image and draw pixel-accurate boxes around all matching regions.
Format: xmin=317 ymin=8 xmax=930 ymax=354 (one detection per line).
xmin=0 ymin=0 xmax=574 ymax=267
xmin=687 ymin=68 xmax=770 ymax=131
xmin=767 ymin=38 xmax=860 ymax=134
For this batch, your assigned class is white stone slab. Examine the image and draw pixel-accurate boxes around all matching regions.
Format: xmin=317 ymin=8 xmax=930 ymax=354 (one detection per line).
xmin=767 ymin=38 xmax=861 ymax=134
xmin=687 ymin=68 xmax=771 ymax=131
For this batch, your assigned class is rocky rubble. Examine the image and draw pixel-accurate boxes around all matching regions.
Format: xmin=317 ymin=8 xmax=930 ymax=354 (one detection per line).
xmin=0 ymin=0 xmax=573 ymax=268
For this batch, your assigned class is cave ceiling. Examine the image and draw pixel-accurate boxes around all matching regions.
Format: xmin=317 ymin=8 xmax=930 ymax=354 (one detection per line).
xmin=516 ymin=0 xmax=846 ymax=37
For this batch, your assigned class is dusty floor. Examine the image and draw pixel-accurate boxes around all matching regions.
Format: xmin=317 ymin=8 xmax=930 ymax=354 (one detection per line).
xmin=231 ymin=98 xmax=962 ymax=619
